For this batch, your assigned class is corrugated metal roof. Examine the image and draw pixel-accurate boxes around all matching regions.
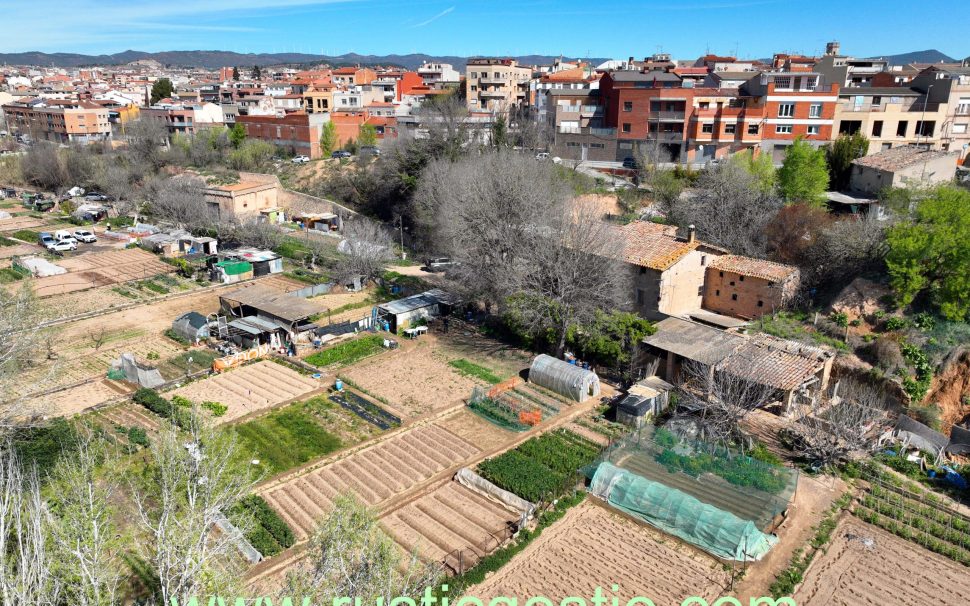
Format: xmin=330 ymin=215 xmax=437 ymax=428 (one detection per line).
xmin=378 ymin=289 xmax=456 ymax=315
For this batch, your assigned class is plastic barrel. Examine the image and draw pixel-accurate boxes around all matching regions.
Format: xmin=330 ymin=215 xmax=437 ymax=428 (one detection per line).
xmin=335 ymin=379 xmax=344 ymax=391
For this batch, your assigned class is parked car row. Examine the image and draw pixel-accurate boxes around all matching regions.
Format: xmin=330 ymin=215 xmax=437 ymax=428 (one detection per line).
xmin=36 ymin=229 xmax=97 ymax=252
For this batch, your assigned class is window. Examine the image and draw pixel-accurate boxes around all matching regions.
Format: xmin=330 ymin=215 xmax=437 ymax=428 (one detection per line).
xmin=699 ymin=102 xmax=710 ymax=109
xmin=774 ymin=76 xmax=792 ymax=90
xmin=915 ymin=120 xmax=935 ymax=137
xmin=729 ymin=281 xmax=736 ymax=286
xmin=719 ymin=271 xmax=724 ymax=277
xmin=872 ymin=120 xmax=883 ymax=137
xmin=724 ymin=124 xmax=736 ymax=134
xmin=715 ymin=289 xmax=720 ymax=296
xmin=622 ymin=123 xmax=632 ymax=133
xmin=872 ymin=96 xmax=882 ymax=106
xmin=650 ymin=101 xmax=662 ymax=112
xmin=953 ymin=124 xmax=968 ymax=134
xmin=623 ymin=101 xmax=633 ymax=112
xmin=731 ymin=293 xmax=738 ymax=301
xmin=758 ymin=300 xmax=764 ymax=307
xmin=591 ymin=143 xmax=605 ymax=149
xmin=807 ymin=125 xmax=820 ymax=135
xmin=747 ymin=124 xmax=759 ymax=135
xmin=897 ymin=121 xmax=908 ymax=137
xmin=702 ymin=123 xmax=714 ymax=133
xmin=775 ymin=125 xmax=793 ymax=134
xmin=636 ymin=289 xmax=644 ymax=305
xmin=809 ymin=103 xmax=822 ymax=118
xmin=777 ymin=103 xmax=795 ymax=117
xmin=470 ymin=72 xmax=477 ymax=79
xmin=701 ymin=255 xmax=707 ymax=266
xmin=470 ymin=85 xmax=477 ymax=91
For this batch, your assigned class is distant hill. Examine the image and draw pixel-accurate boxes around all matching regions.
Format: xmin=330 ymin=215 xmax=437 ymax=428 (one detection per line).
xmin=0 ymin=50 xmax=605 ymax=70
xmin=872 ymin=49 xmax=957 ymax=65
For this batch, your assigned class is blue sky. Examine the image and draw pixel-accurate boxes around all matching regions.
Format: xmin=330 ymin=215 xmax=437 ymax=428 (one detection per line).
xmin=0 ymin=0 xmax=965 ymax=60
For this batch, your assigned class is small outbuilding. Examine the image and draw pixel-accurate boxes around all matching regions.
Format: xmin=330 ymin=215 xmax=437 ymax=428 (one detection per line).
xmin=376 ymin=289 xmax=457 ymax=333
xmin=616 ymin=376 xmax=674 ymax=428
xmin=171 ymin=312 xmax=210 ymax=343
xmin=528 ymin=354 xmax=601 ymax=402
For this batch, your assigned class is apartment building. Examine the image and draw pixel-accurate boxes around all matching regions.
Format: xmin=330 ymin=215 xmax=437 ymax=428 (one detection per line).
xmin=416 ymin=62 xmax=461 ymax=87
xmin=465 ymin=58 xmax=532 ymax=114
xmin=141 ymin=101 xmax=224 ymax=135
xmin=911 ymin=66 xmax=970 ymax=163
xmin=833 ymin=87 xmax=948 ymax=153
xmin=331 ymin=67 xmax=377 ymax=87
xmin=546 ymin=89 xmax=615 ymax=161
xmin=600 ymin=70 xmax=688 ymax=162
xmin=2 ymin=98 xmax=111 ymax=143
xmin=302 ymin=85 xmax=334 ymax=114
xmin=235 ymin=112 xmax=330 ymax=158
xmin=741 ymin=72 xmax=839 ymax=161
xmin=815 ymin=43 xmax=889 ymax=87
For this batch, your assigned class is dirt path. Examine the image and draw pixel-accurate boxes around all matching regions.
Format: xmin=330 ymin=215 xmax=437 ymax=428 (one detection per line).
xmin=733 ymin=473 xmax=846 ymax=601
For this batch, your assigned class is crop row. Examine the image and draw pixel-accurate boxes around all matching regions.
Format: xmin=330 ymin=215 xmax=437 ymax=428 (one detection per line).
xmin=854 ymin=505 xmax=970 ymax=567
xmin=305 ymin=334 xmax=385 ymax=368
xmin=868 ymin=485 xmax=970 ymax=533
xmin=477 ymin=430 xmax=601 ymax=502
xmin=860 ymin=494 xmax=970 ymax=549
xmin=230 ymin=495 xmax=296 ymax=558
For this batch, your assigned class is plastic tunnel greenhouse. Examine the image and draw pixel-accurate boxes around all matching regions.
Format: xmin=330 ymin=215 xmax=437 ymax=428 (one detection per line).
xmin=590 ymin=462 xmax=778 ymax=561
xmin=528 ymin=354 xmax=600 ymax=402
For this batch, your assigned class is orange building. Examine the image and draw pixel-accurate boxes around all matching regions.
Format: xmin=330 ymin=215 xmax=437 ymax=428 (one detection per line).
xmin=2 ymin=98 xmax=111 ymax=144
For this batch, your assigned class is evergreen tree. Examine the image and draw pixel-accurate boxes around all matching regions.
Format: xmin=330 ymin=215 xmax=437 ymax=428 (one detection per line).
xmin=251 ymin=65 xmax=262 ymax=80
xmin=826 ymin=132 xmax=869 ymax=191
xmin=228 ymin=122 xmax=246 ymax=148
xmin=149 ymin=78 xmax=173 ymax=105
xmin=319 ymin=121 xmax=337 ymax=157
xmin=231 ymin=66 xmax=240 ymax=81
xmin=778 ymin=137 xmax=830 ymax=207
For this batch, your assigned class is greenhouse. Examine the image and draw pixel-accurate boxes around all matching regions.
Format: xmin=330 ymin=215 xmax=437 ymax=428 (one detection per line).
xmin=590 ymin=462 xmax=778 ymax=561
xmin=528 ymin=354 xmax=600 ymax=402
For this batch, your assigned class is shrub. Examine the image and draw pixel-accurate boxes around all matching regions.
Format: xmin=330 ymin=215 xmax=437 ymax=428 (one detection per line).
xmin=202 ymin=401 xmax=227 ymax=416
xmin=127 ymin=426 xmax=149 ymax=448
xmin=829 ymin=311 xmax=849 ymax=328
xmin=133 ymin=388 xmax=173 ymax=417
xmin=12 ymin=418 xmax=78 ymax=474
xmin=171 ymin=395 xmax=193 ymax=408
xmin=884 ymin=316 xmax=907 ymax=331
xmin=163 ymin=329 xmax=190 ymax=346
xmin=908 ymin=403 xmax=942 ymax=430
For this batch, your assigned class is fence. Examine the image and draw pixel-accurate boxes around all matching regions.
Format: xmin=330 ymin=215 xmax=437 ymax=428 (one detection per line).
xmin=441 ymin=520 xmax=519 ymax=575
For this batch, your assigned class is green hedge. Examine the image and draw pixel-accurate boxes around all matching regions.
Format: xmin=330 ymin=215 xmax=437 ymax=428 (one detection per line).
xmin=13 ymin=418 xmax=78 ymax=474
xmin=132 ymin=388 xmax=190 ymax=428
xmin=448 ymin=359 xmax=503 ymax=384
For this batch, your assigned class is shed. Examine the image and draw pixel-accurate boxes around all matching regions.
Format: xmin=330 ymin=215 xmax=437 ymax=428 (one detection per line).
xmin=528 ymin=354 xmax=600 ymax=402
xmin=211 ymin=260 xmax=253 ymax=283
xmin=616 ymin=376 xmax=674 ymax=428
xmin=171 ymin=311 xmax=209 ymax=343
xmin=376 ymin=289 xmax=457 ymax=332
xmin=894 ymin=415 xmax=949 ymax=457
xmin=227 ymin=248 xmax=283 ymax=276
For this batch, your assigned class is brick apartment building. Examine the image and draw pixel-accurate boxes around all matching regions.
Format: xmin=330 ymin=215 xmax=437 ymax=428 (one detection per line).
xmin=2 ymin=98 xmax=111 ymax=144
xmin=236 ymin=112 xmax=330 ymax=158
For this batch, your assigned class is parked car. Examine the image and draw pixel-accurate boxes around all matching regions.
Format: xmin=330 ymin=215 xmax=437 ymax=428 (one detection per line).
xmin=360 ymin=146 xmax=381 ymax=157
xmin=73 ymin=229 xmax=98 ymax=243
xmin=291 ymin=155 xmax=310 ymax=164
xmin=83 ymin=192 xmax=109 ymax=202
xmin=424 ymin=257 xmax=457 ymax=272
xmin=622 ymin=157 xmax=640 ymax=169
xmin=54 ymin=231 xmax=79 ymax=247
xmin=37 ymin=232 xmax=55 ymax=247
xmin=47 ymin=240 xmax=77 ymax=252
xmin=0 ymin=187 xmax=15 ymax=198
xmin=331 ymin=150 xmax=352 ymax=159
xmin=535 ymin=152 xmax=550 ymax=161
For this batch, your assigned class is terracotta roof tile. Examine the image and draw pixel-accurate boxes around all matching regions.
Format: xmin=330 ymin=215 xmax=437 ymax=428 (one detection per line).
xmin=709 ymin=255 xmax=798 ymax=283
xmin=613 ymin=221 xmax=699 ymax=271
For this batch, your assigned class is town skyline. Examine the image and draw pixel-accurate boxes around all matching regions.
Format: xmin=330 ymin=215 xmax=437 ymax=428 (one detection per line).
xmin=0 ymin=0 xmax=967 ymax=60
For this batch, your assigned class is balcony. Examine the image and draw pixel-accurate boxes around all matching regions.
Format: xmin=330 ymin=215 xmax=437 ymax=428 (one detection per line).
xmin=478 ymin=78 xmax=508 ymax=86
xmin=479 ymin=89 xmax=508 ymax=98
xmin=648 ymin=111 xmax=686 ymax=121
xmin=648 ymin=131 xmax=685 ymax=142
xmin=558 ymin=126 xmax=616 ymax=136
xmin=581 ymin=105 xmax=603 ymax=116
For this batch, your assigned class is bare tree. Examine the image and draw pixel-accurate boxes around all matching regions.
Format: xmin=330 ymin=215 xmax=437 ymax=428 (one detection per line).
xmin=671 ymin=161 xmax=784 ymax=257
xmin=785 ymin=379 xmax=887 ymax=469
xmin=126 ymin=118 xmax=168 ymax=172
xmin=334 ymin=219 xmax=395 ymax=284
xmin=805 ymin=213 xmax=888 ymax=283
xmin=0 ymin=447 xmax=61 ymax=606
xmin=0 ymin=288 xmax=50 ymax=425
xmin=48 ymin=436 xmax=122 ymax=606
xmin=133 ymin=413 xmax=255 ymax=603
xmin=285 ymin=494 xmax=439 ymax=605
xmin=145 ymin=176 xmax=216 ymax=231
xmin=676 ymin=358 xmax=780 ymax=448
xmin=507 ymin=198 xmax=627 ymax=355
xmin=20 ymin=142 xmax=66 ymax=191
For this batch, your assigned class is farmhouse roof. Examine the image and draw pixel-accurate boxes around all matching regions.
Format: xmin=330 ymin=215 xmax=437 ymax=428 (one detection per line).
xmin=852 ymin=145 xmax=957 ymax=172
xmin=643 ymin=317 xmax=743 ymax=366
xmin=709 ymin=255 xmax=798 ymax=283
xmin=612 ymin=221 xmax=701 ymax=271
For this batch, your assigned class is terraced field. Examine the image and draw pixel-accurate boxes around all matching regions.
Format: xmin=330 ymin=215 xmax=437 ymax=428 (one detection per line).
xmin=382 ymin=481 xmax=519 ymax=573
xmin=169 ymin=360 xmax=321 ymax=424
xmin=98 ymin=402 xmax=163 ymax=433
xmin=261 ymin=423 xmax=480 ymax=540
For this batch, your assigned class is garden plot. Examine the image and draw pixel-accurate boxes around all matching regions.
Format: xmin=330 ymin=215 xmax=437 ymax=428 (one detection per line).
xmin=340 ymin=342 xmax=480 ymax=419
xmin=261 ymin=423 xmax=480 ymax=540
xmin=381 ymin=481 xmax=519 ymax=571
xmin=31 ymin=249 xmax=175 ymax=297
xmin=436 ymin=409 xmax=515 ymax=451
xmin=793 ymin=517 xmax=970 ymax=606
xmin=169 ymin=360 xmax=320 ymax=424
xmin=468 ymin=500 xmax=730 ymax=603
xmin=98 ymin=402 xmax=163 ymax=433
xmin=0 ymin=216 xmax=45 ymax=233
xmin=47 ymin=379 xmax=133 ymax=417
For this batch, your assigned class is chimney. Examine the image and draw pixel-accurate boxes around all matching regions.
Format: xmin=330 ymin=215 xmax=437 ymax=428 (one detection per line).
xmin=825 ymin=41 xmax=840 ymax=56
xmin=687 ymin=224 xmax=696 ymax=243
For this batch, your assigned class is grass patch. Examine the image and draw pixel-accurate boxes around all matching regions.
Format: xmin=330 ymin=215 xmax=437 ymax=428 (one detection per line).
xmin=165 ymin=350 xmax=219 ymax=374
xmin=229 ymin=494 xmax=296 ymax=558
xmin=756 ymin=311 xmax=849 ymax=351
xmin=10 ymin=229 xmax=39 ymax=242
xmin=0 ymin=236 xmax=18 ymax=246
xmin=305 ymin=334 xmax=385 ymax=368
xmin=448 ymin=358 xmax=503 ymax=384
xmin=0 ymin=267 xmax=26 ymax=283
xmin=234 ymin=404 xmax=342 ymax=475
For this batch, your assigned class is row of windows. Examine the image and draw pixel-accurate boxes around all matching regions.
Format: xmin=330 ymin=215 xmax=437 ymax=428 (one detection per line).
xmin=711 ymin=289 xmax=765 ymax=307
xmin=775 ymin=124 xmax=820 ymax=135
xmin=701 ymin=123 xmax=759 ymax=135
xmin=777 ymin=103 xmax=823 ymax=118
